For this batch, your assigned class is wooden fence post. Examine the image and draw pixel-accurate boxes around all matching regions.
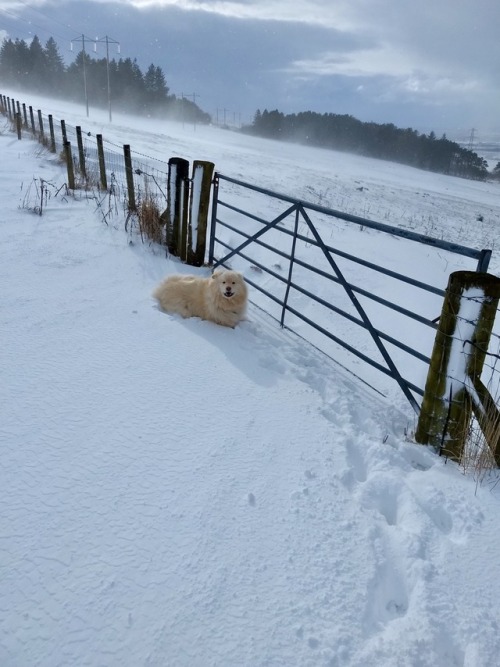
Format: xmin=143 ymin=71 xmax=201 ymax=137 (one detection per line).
xmin=64 ymin=141 xmax=76 ymax=190
xmin=16 ymin=112 xmax=22 ymax=140
xmin=187 ymin=160 xmax=215 ymax=266
xmin=37 ymin=109 xmax=44 ymax=142
xmin=96 ymin=134 xmax=107 ymax=191
xmin=29 ymin=106 xmax=35 ymax=134
xmin=123 ymin=144 xmax=136 ymax=212
xmin=48 ymin=115 xmax=56 ymax=152
xmin=22 ymin=103 xmax=28 ymax=128
xmin=61 ymin=119 xmax=67 ymax=146
xmin=415 ymin=271 xmax=500 ymax=462
xmin=76 ymin=126 xmax=86 ymax=179
xmin=165 ymin=157 xmax=190 ymax=257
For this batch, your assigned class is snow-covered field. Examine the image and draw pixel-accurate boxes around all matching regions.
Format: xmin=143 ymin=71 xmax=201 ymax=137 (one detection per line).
xmin=2 ymin=92 xmax=500 ymax=667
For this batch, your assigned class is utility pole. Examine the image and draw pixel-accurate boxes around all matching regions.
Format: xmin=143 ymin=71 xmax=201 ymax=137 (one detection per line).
xmin=71 ymin=34 xmax=92 ymax=117
xmin=181 ymin=92 xmax=200 ymax=131
xmin=467 ymin=127 xmax=476 ymax=151
xmin=95 ymin=35 xmax=120 ymax=122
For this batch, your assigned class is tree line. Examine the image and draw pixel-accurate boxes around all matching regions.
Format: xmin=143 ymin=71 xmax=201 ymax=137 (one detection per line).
xmin=0 ymin=35 xmax=210 ymax=123
xmin=244 ymin=109 xmax=491 ymax=181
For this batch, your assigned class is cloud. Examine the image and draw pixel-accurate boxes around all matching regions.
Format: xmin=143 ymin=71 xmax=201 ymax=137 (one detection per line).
xmin=107 ymin=0 xmax=361 ymax=29
xmin=1 ymin=0 xmax=499 ymax=132
xmin=283 ymin=45 xmax=414 ymax=80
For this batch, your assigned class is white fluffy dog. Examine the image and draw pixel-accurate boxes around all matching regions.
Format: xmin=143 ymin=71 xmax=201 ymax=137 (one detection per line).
xmin=153 ymin=269 xmax=248 ymax=328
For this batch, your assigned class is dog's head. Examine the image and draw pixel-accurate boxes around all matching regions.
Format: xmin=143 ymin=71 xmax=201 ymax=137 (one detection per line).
xmin=212 ymin=270 xmax=247 ymax=301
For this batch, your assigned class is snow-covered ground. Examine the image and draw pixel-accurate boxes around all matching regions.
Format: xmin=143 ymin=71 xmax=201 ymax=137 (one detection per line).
xmin=2 ymin=93 xmax=500 ymax=667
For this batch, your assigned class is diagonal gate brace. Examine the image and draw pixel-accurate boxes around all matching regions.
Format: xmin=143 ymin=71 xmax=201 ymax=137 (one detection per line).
xmin=213 ymin=203 xmax=298 ymax=269
xmin=299 ymin=205 xmax=420 ymax=413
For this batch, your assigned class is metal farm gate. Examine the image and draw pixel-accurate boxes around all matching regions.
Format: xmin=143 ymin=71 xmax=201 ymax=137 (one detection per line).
xmin=208 ymin=173 xmax=491 ymax=412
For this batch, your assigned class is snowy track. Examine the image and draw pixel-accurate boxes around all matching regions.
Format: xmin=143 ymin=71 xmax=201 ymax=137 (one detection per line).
xmin=2 ymin=125 xmax=500 ymax=667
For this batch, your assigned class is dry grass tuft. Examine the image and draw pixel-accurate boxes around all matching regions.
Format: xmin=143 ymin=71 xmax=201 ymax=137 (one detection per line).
xmin=461 ymin=391 xmax=500 ymax=486
xmin=137 ymin=200 xmax=164 ymax=244
xmin=137 ymin=193 xmax=165 ymax=246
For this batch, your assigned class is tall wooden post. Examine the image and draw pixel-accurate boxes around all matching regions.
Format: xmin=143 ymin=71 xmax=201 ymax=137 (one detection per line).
xmin=187 ymin=160 xmax=215 ymax=266
xmin=415 ymin=271 xmax=500 ymax=461
xmin=166 ymin=157 xmax=189 ymax=257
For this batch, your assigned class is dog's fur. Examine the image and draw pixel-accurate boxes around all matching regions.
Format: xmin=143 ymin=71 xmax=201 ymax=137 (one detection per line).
xmin=153 ymin=269 xmax=248 ymax=328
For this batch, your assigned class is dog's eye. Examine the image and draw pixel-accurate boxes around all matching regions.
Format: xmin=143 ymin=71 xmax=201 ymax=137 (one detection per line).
xmin=232 ymin=281 xmax=235 ymax=285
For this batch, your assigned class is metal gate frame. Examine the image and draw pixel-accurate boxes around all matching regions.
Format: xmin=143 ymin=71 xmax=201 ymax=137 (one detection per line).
xmin=209 ymin=173 xmax=492 ymax=412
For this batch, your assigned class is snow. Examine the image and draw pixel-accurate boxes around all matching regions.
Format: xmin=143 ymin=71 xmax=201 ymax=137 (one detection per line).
xmin=168 ymin=160 xmax=177 ymax=228
xmin=2 ymin=93 xmax=500 ymax=667
xmin=445 ymin=288 xmax=484 ymax=400
xmin=190 ymin=163 xmax=203 ymax=251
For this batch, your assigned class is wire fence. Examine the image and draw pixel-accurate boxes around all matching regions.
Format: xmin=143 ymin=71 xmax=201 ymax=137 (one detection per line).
xmin=451 ymin=294 xmax=500 ymax=480
xmin=0 ymin=93 xmax=170 ymax=217
xmin=2 ymin=92 xmax=499 ymax=476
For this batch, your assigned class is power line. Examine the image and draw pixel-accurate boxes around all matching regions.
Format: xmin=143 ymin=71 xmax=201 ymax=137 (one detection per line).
xmin=14 ymin=0 xmax=74 ymax=34
xmin=0 ymin=5 xmax=76 ymax=61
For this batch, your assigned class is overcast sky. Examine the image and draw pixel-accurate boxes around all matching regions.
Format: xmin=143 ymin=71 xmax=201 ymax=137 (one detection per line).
xmin=1 ymin=0 xmax=499 ymax=137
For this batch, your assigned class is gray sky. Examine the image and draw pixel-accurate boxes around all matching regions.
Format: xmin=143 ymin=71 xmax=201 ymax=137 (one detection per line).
xmin=1 ymin=0 xmax=499 ymax=136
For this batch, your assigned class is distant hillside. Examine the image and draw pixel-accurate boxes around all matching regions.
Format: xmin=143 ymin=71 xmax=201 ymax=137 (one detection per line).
xmin=243 ymin=109 xmax=491 ymax=181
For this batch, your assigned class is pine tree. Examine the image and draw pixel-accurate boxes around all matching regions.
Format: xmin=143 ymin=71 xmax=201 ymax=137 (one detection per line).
xmin=0 ymin=39 xmax=18 ymax=83
xmin=1 ymin=31 xmax=210 ymax=125
xmin=44 ymin=38 xmax=65 ymax=94
xmin=14 ymin=38 xmax=31 ymax=86
xmin=144 ymin=64 xmax=170 ymax=113
xmin=65 ymin=50 xmax=93 ymax=103
xmin=28 ymin=35 xmax=47 ymax=91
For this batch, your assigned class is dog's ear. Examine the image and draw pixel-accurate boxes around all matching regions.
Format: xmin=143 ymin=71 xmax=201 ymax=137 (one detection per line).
xmin=212 ymin=270 xmax=222 ymax=279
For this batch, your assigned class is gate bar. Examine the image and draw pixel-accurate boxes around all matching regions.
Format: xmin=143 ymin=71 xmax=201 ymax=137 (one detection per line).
xmin=217 ymin=173 xmax=489 ymax=269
